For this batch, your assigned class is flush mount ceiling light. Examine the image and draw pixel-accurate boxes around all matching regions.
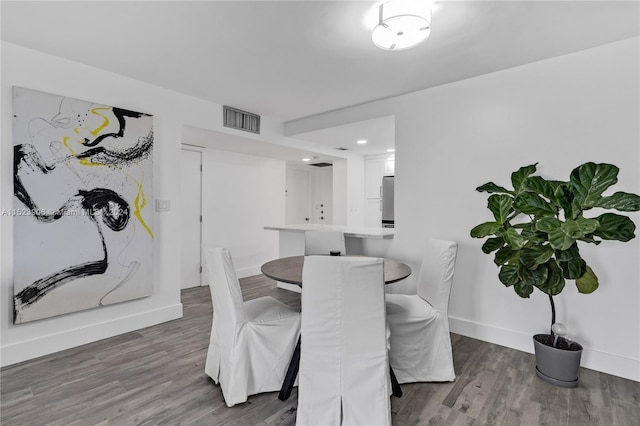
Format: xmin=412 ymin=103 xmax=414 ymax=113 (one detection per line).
xmin=372 ymin=0 xmax=432 ymax=51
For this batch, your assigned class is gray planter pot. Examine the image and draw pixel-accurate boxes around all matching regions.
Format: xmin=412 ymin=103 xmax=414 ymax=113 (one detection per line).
xmin=533 ymin=334 xmax=583 ymax=388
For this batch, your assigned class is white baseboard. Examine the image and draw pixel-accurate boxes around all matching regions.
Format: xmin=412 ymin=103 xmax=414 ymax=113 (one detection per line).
xmin=1 ymin=303 xmax=183 ymax=368
xmin=449 ymin=316 xmax=639 ymax=382
xmin=236 ymin=266 xmax=262 ymax=279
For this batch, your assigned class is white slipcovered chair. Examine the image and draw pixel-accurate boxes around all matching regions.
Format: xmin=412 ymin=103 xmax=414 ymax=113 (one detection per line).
xmin=203 ymin=246 xmax=301 ymax=407
xmin=304 ymin=230 xmax=346 ymax=256
xmin=385 ymin=239 xmax=458 ymax=383
xmin=296 ymin=256 xmax=391 ymax=426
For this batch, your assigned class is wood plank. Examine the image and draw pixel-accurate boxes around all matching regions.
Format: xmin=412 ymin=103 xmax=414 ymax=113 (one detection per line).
xmin=1 ymin=274 xmax=637 ymax=425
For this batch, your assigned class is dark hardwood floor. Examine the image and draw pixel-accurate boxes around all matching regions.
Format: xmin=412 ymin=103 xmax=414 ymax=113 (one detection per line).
xmin=1 ymin=274 xmax=638 ymax=425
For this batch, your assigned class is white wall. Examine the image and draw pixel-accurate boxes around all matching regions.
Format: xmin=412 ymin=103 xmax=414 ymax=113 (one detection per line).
xmin=332 ymin=159 xmax=347 ymax=225
xmin=201 ymin=148 xmax=285 ymax=278
xmin=0 ymin=42 xmax=286 ymax=366
xmin=4 ymin=37 xmax=637 ymax=380
xmin=346 ymin=155 xmax=365 ymax=227
xmin=285 ymin=38 xmax=640 ymax=381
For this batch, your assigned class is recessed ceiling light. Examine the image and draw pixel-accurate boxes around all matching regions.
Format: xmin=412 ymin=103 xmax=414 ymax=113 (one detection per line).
xmin=387 ymin=148 xmax=395 ymax=152
xmin=302 ymin=158 xmax=311 ymax=162
xmin=357 ymin=140 xmax=368 ymax=144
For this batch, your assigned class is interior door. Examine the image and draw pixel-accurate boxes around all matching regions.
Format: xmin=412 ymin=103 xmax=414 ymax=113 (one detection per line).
xmin=180 ymin=148 xmax=203 ymax=289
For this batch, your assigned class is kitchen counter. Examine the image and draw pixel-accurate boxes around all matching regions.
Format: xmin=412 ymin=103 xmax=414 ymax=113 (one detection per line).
xmin=264 ymin=224 xmax=394 ymax=239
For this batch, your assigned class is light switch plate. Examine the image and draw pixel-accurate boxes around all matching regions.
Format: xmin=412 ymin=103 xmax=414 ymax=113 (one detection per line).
xmin=155 ymin=199 xmax=170 ymax=212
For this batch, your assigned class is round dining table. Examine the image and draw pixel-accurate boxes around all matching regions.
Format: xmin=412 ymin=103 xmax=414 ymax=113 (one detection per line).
xmin=260 ymin=254 xmax=411 ymax=401
xmin=261 ymin=255 xmax=411 ymax=286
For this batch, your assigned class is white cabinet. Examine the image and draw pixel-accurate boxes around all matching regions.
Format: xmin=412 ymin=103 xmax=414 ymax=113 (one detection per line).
xmin=365 ymin=158 xmax=385 ymax=199
xmin=364 ymin=155 xmax=394 ymax=228
xmin=384 ymin=156 xmax=395 ymax=175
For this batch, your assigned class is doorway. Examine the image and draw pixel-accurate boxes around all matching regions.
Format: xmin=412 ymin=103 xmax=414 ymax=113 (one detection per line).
xmin=180 ymin=148 xmax=203 ymax=289
xmin=286 ymin=164 xmax=335 ymax=225
xmin=286 ymin=167 xmax=311 ymax=224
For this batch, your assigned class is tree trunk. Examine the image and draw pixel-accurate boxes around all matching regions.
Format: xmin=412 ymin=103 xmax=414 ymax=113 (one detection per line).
xmin=549 ymin=294 xmax=556 ymax=341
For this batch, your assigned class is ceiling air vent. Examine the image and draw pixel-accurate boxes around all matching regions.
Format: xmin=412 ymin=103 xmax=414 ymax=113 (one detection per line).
xmin=223 ymin=106 xmax=260 ymax=134
xmin=309 ymin=162 xmax=333 ymax=167
xmin=335 ymin=147 xmax=349 ymax=151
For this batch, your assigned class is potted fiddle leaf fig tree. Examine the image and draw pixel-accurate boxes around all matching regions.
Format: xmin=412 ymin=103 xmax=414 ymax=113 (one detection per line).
xmin=470 ymin=162 xmax=640 ymax=387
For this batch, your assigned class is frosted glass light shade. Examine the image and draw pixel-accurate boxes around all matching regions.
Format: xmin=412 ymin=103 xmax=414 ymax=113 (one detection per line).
xmin=372 ymin=0 xmax=432 ymax=51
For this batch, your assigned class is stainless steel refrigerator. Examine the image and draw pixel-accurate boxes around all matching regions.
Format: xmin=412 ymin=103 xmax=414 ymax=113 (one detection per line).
xmin=381 ymin=176 xmax=394 ymax=228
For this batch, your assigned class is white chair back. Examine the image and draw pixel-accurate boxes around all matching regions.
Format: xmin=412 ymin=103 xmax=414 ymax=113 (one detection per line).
xmin=304 ymin=230 xmax=346 ymax=255
xmin=297 ymin=256 xmax=390 ymax=426
xmin=203 ymin=246 xmax=246 ymax=345
xmin=203 ymin=246 xmax=302 ymax=406
xmin=416 ymin=239 xmax=458 ymax=312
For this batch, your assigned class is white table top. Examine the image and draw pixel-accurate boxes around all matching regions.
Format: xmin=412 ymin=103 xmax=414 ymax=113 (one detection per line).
xmin=264 ymin=224 xmax=395 ymax=239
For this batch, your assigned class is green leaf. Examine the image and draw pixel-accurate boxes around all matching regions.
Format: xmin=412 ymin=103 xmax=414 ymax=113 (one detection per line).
xmin=482 ymin=237 xmax=505 ymax=254
xmin=579 ymin=234 xmax=601 ymax=245
xmin=593 ymin=213 xmax=637 ymax=242
xmin=536 ymin=217 xmax=562 ymax=233
xmin=562 ymin=217 xmax=600 ymax=239
xmin=555 ymin=243 xmax=580 ymax=262
xmin=476 ymin=182 xmax=512 ymax=194
xmin=537 ymin=217 xmax=597 ymax=250
xmin=547 ymin=227 xmax=577 ymax=251
xmin=494 ymin=245 xmax=516 ymax=266
xmin=470 ymin=222 xmax=501 ymax=238
xmin=554 ymin=183 xmax=577 ymax=219
xmin=518 ymin=263 xmax=548 ymax=287
xmin=513 ymin=192 xmax=557 ymax=217
xmin=488 ymin=194 xmax=513 ymax=224
xmin=522 ymin=176 xmax=561 ymax=203
xmin=576 ymin=265 xmax=599 ymax=294
xmin=560 ymin=256 xmax=587 ymax=280
xmin=520 ymin=245 xmax=554 ymax=269
xmin=556 ymin=244 xmax=587 ymax=279
xmin=521 ymin=228 xmax=549 ymax=244
xmin=597 ymin=192 xmax=640 ymax=212
xmin=536 ymin=259 xmax=566 ymax=296
xmin=502 ymin=228 xmax=525 ymax=250
xmin=512 ymin=222 xmax=533 ymax=229
xmin=514 ymin=280 xmax=534 ymax=298
xmin=499 ymin=263 xmax=520 ymax=287
xmin=511 ymin=163 xmax=538 ymax=194
xmin=570 ymin=162 xmax=619 ymax=209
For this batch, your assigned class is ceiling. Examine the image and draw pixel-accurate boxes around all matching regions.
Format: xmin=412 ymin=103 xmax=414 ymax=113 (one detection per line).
xmin=2 ymin=1 xmax=639 ymax=159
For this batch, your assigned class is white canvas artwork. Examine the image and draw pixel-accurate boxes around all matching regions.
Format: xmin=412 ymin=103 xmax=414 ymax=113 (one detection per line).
xmin=11 ymin=87 xmax=154 ymax=324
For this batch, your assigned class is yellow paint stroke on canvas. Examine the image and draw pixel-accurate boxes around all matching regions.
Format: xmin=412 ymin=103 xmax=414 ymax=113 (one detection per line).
xmin=60 ymin=107 xmax=154 ymax=239
xmin=128 ymin=170 xmax=154 ymax=239
xmin=62 ymin=107 xmax=111 ymax=166
xmin=89 ymin=107 xmax=111 ymax=136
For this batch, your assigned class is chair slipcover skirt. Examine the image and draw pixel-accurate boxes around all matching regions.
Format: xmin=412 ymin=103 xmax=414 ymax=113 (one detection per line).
xmin=296 ymin=256 xmax=391 ymax=426
xmin=203 ymin=246 xmax=301 ymax=407
xmin=386 ymin=294 xmax=455 ymax=383
xmin=385 ymin=239 xmax=458 ymax=384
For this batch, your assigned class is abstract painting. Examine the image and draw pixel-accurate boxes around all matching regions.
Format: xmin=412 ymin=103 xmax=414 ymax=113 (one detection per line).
xmin=11 ymin=87 xmax=154 ymax=324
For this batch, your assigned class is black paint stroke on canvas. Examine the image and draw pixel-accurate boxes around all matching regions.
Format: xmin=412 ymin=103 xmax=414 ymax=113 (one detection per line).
xmin=13 ymin=188 xmax=130 ymax=321
xmin=81 ymin=107 xmax=149 ymax=147
xmin=76 ymin=129 xmax=153 ymax=166
xmin=13 ymin=102 xmax=153 ymax=323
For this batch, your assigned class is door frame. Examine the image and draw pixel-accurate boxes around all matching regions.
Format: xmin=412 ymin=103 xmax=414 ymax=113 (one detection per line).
xmin=180 ymin=146 xmax=204 ymax=288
